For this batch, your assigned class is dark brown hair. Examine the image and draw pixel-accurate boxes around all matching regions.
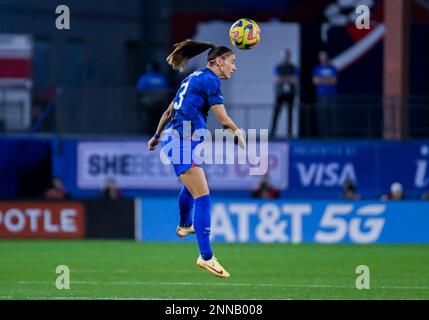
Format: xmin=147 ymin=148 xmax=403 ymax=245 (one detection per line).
xmin=166 ymin=39 xmax=233 ymax=72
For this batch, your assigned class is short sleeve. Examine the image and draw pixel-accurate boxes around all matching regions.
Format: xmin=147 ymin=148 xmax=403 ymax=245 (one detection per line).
xmin=206 ymin=77 xmax=224 ymax=106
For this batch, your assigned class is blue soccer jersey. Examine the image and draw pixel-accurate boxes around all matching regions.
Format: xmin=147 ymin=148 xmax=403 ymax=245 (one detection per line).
xmin=168 ymin=68 xmax=224 ymax=137
xmin=313 ymin=64 xmax=338 ymax=97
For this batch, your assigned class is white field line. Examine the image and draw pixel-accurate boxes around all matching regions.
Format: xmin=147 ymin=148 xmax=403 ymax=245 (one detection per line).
xmin=71 ymin=270 xmax=428 ymax=277
xmin=13 ymin=280 xmax=429 ymax=290
xmin=72 ymin=269 xmax=129 ymax=274
xmin=71 ymin=269 xmax=191 ymax=274
xmin=21 ymin=297 xmax=186 ymax=300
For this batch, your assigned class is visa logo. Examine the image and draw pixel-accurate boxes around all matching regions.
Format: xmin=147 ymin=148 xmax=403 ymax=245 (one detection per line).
xmin=295 ymin=162 xmax=357 ymax=187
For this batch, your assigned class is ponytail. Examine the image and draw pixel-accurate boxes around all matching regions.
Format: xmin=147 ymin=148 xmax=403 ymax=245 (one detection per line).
xmin=166 ymin=39 xmax=215 ymax=71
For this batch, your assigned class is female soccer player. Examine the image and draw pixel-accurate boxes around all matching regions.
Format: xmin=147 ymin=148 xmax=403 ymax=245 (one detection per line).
xmin=147 ymin=40 xmax=245 ymax=278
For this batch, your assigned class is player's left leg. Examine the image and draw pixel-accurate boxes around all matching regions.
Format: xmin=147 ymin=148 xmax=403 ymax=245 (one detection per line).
xmin=286 ymin=94 xmax=295 ymax=138
xmin=179 ymin=166 xmax=230 ymax=278
xmin=270 ymin=95 xmax=283 ymax=139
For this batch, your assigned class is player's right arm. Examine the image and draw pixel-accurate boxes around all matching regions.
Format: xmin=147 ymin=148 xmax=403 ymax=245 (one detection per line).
xmin=212 ymin=104 xmax=245 ymax=149
xmin=312 ymin=66 xmax=324 ymax=85
xmin=148 ymin=102 xmax=174 ymax=150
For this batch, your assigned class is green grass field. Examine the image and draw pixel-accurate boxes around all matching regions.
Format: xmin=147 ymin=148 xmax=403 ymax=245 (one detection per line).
xmin=1 ymin=240 xmax=428 ymax=300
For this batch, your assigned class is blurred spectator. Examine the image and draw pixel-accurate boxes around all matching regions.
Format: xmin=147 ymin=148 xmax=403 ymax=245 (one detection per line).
xmin=312 ymin=51 xmax=338 ymax=137
xmin=136 ymin=62 xmax=168 ymax=93
xmin=44 ymin=177 xmax=69 ymax=200
xmin=342 ymin=179 xmax=362 ymax=200
xmin=421 ymin=191 xmax=429 ymax=200
xmin=101 ymin=178 xmax=122 ymax=200
xmin=381 ymin=182 xmax=405 ymax=201
xmin=252 ymin=174 xmax=279 ymax=199
xmin=136 ymin=62 xmax=169 ymax=135
xmin=270 ymin=49 xmax=299 ymax=139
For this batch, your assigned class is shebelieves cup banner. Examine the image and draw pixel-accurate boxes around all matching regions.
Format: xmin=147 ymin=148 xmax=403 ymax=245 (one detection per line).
xmin=77 ymin=141 xmax=288 ymax=190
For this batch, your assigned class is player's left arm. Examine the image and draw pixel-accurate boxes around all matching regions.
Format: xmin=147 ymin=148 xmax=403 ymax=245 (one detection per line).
xmin=148 ymin=102 xmax=174 ymax=150
xmin=327 ymin=66 xmax=338 ymax=85
xmin=212 ymin=104 xmax=245 ymax=149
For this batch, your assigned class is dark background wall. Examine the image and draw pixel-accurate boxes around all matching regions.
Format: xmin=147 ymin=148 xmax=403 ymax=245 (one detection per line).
xmin=0 ymin=137 xmax=52 ymax=199
xmin=0 ymin=0 xmax=143 ymax=87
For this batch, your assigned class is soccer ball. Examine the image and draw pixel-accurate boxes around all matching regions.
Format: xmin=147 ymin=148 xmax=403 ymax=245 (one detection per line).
xmin=229 ymin=18 xmax=261 ymax=50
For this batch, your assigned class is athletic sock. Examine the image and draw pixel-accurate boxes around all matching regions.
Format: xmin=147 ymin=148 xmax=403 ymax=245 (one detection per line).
xmin=178 ymin=186 xmax=194 ymax=227
xmin=194 ymin=194 xmax=213 ymax=261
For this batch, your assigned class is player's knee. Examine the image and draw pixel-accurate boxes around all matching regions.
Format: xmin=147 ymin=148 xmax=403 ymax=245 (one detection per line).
xmin=193 ymin=190 xmax=210 ymax=199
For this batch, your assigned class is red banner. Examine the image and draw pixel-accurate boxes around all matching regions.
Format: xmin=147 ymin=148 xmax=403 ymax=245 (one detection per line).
xmin=0 ymin=59 xmax=32 ymax=78
xmin=0 ymin=202 xmax=85 ymax=239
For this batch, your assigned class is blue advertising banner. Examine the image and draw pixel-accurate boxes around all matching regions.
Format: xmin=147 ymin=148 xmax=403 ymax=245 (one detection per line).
xmin=288 ymin=141 xmax=376 ymax=197
xmin=139 ymin=198 xmax=429 ymax=244
xmin=377 ymin=142 xmax=429 ymax=198
xmin=288 ymin=141 xmax=429 ymax=199
xmin=50 ymin=137 xmax=429 ymax=199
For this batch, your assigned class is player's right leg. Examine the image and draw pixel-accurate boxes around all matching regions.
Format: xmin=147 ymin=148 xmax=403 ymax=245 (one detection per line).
xmin=165 ymin=136 xmax=196 ymax=238
xmin=176 ymin=185 xmax=195 ymax=237
xmin=179 ymin=166 xmax=230 ymax=278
